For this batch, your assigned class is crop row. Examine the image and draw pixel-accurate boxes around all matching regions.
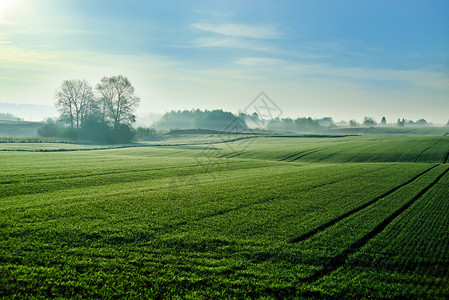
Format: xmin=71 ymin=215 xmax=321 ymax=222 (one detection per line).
xmin=316 ymin=167 xmax=449 ymax=298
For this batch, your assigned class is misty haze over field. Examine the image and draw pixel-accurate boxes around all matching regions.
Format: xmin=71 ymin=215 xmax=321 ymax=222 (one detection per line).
xmin=0 ymin=103 xmax=57 ymax=122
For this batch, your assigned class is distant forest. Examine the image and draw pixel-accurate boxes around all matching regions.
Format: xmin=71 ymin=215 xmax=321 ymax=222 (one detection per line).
xmin=154 ymin=109 xmax=247 ymax=131
xmin=0 ymin=113 xmax=22 ymax=122
xmin=154 ymin=110 xmax=440 ymax=133
xmin=266 ymin=117 xmax=334 ymax=132
xmin=154 ymin=110 xmax=337 ymax=132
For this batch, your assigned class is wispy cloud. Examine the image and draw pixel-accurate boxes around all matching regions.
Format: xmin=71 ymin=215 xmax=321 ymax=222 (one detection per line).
xmin=235 ymin=57 xmax=283 ymax=66
xmin=286 ymin=63 xmax=449 ymax=87
xmin=192 ymin=23 xmax=281 ymax=39
xmin=192 ymin=37 xmax=271 ymax=51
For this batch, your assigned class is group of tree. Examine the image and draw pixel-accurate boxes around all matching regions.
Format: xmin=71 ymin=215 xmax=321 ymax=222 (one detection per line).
xmin=349 ymin=116 xmax=384 ymax=127
xmin=347 ymin=117 xmax=430 ymax=127
xmin=39 ymin=75 xmax=140 ymax=143
xmin=154 ymin=109 xmax=247 ymax=131
xmin=266 ymin=117 xmax=334 ymax=132
xmin=396 ymin=118 xmax=428 ymax=127
xmin=156 ymin=112 xmax=338 ymax=133
xmin=238 ymin=112 xmax=266 ymax=129
xmin=0 ymin=113 xmax=22 ymax=122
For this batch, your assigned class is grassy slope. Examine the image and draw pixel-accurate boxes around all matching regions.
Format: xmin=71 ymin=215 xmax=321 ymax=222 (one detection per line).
xmin=1 ymin=135 xmax=448 ymax=298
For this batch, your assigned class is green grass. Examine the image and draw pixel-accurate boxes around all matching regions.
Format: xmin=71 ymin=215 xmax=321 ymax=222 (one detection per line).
xmin=1 ymin=135 xmax=448 ymax=298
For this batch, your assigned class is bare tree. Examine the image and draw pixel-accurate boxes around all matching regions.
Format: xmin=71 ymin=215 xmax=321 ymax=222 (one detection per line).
xmin=55 ymin=80 xmax=75 ymax=127
xmin=55 ymin=79 xmax=95 ymax=128
xmin=77 ymin=80 xmax=96 ymax=127
xmin=96 ymin=75 xmax=140 ymax=129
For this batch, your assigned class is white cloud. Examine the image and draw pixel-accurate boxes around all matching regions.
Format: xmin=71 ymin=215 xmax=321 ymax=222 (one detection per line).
xmin=192 ymin=23 xmax=281 ymax=39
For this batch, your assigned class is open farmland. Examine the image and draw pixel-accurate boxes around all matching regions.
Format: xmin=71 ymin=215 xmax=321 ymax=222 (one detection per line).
xmin=1 ymin=135 xmax=449 ymax=298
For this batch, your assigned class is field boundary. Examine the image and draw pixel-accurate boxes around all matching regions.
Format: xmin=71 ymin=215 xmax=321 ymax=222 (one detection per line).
xmin=289 ymin=164 xmax=439 ymax=243
xmin=300 ymin=165 xmax=449 ymax=283
xmin=0 ymin=136 xmax=259 ymax=152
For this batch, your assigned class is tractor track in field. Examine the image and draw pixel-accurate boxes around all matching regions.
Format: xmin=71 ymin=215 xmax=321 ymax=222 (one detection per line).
xmin=414 ymin=139 xmax=442 ymax=162
xmin=279 ymin=147 xmax=329 ymax=162
xmin=444 ymin=150 xmax=449 ymax=164
xmin=218 ymin=151 xmax=244 ymax=159
xmin=151 ymin=167 xmax=395 ymax=236
xmin=0 ymin=160 xmax=262 ymax=198
xmin=5 ymin=152 xmax=272 ymax=186
xmin=2 ymin=160 xmax=241 ymax=185
xmin=300 ymin=165 xmax=449 ymax=283
xmin=180 ymin=165 xmax=394 ymax=224
xmin=289 ymin=164 xmax=440 ymax=243
xmin=279 ymin=152 xmax=304 ymax=161
xmin=290 ymin=148 xmax=327 ymax=162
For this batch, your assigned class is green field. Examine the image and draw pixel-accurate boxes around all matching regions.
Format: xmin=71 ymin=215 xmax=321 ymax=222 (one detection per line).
xmin=1 ymin=135 xmax=449 ymax=298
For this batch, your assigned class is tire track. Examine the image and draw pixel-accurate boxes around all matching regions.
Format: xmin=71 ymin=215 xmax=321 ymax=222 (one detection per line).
xmin=218 ymin=151 xmax=244 ymax=159
xmin=414 ymin=139 xmax=442 ymax=162
xmin=279 ymin=151 xmax=305 ymax=161
xmin=289 ymin=164 xmax=439 ymax=243
xmin=279 ymin=147 xmax=329 ymax=162
xmin=4 ymin=160 xmax=241 ymax=185
xmin=183 ymin=164 xmax=394 ymax=224
xmin=0 ymin=159 xmax=261 ymax=198
xmin=150 ymin=167 xmax=394 ymax=237
xmin=300 ymin=166 xmax=449 ymax=283
xmin=290 ymin=148 xmax=328 ymax=162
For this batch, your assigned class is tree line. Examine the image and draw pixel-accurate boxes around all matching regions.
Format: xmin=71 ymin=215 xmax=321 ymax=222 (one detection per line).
xmin=39 ymin=75 xmax=140 ymax=143
xmin=154 ymin=109 xmax=247 ymax=131
xmin=349 ymin=117 xmax=431 ymax=127
xmin=0 ymin=113 xmax=22 ymax=122
xmin=38 ymin=76 xmax=443 ymax=142
xmin=266 ymin=117 xmax=334 ymax=132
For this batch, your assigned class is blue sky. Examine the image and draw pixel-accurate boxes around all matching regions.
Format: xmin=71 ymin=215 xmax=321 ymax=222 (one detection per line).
xmin=1 ymin=0 xmax=448 ymax=123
